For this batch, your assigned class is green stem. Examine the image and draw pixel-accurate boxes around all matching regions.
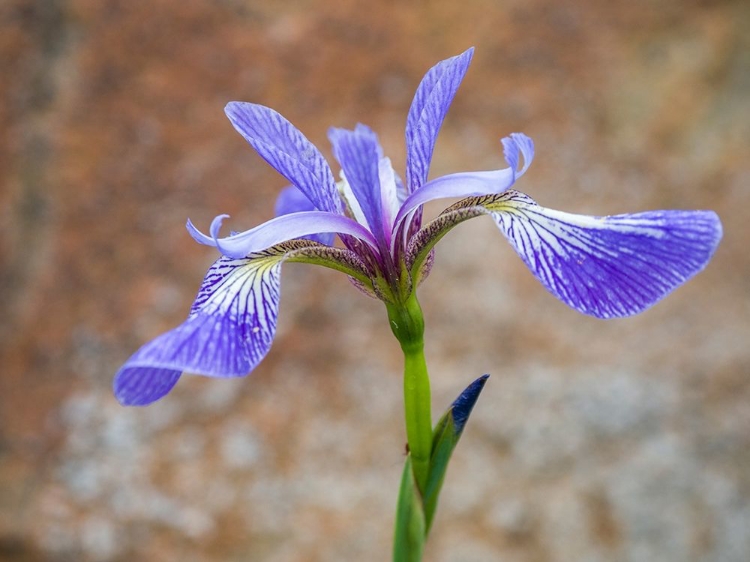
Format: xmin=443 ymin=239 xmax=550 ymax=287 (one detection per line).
xmin=387 ymin=293 xmax=432 ymax=493
xmin=403 ymin=341 xmax=431 ymax=491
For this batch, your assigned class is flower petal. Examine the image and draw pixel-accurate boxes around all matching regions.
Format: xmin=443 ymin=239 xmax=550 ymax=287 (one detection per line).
xmin=225 ymin=102 xmax=343 ymax=214
xmin=112 ymin=367 xmax=182 ymax=407
xmin=274 ymin=185 xmax=334 ymax=246
xmin=406 ymin=48 xmax=474 ymax=193
xmin=186 ymin=210 xmax=379 ymax=259
xmin=409 ymin=191 xmax=722 ymax=318
xmin=395 ymin=133 xmax=534 ymax=231
xmin=114 ymin=250 xmax=287 ymax=406
xmin=490 ymin=191 xmax=723 ymax=318
xmin=378 ymin=156 xmax=402 ymax=237
xmin=328 ymin=124 xmax=386 ymax=244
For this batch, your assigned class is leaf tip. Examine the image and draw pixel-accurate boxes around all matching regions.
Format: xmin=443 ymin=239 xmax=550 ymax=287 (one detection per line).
xmin=451 ymin=374 xmax=489 ymax=434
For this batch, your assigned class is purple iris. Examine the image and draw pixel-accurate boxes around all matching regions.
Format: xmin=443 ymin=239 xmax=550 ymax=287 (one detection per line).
xmin=114 ymin=48 xmax=722 ymax=406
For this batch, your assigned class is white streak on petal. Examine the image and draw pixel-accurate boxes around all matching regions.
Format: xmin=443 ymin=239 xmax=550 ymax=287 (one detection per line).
xmin=378 ymin=157 xmax=400 ymax=243
xmin=337 ymin=171 xmax=369 ymax=229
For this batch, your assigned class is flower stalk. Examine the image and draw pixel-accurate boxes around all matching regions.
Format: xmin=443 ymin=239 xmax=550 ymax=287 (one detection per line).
xmin=387 ymin=293 xmax=431 ymax=491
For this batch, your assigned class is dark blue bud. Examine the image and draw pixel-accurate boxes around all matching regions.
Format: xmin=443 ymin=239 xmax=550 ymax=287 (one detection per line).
xmin=451 ymin=374 xmax=489 ymax=434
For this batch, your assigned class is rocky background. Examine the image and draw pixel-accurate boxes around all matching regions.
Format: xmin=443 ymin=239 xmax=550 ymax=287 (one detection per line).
xmin=1 ymin=0 xmax=749 ymax=560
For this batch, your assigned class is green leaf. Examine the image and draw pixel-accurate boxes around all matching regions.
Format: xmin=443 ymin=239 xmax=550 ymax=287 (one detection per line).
xmin=393 ymin=456 xmax=426 ymax=562
xmin=423 ymin=374 xmax=489 ymax=534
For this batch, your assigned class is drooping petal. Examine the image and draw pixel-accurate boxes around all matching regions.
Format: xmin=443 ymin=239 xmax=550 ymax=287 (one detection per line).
xmin=394 ymin=133 xmax=534 ymax=231
xmin=490 ymin=191 xmax=723 ymax=318
xmin=186 ymin=210 xmax=379 ymax=259
xmin=328 ymin=124 xmax=386 ymax=245
xmin=406 ymin=48 xmax=474 ymax=193
xmin=115 ymin=240 xmax=378 ymax=406
xmin=274 ymin=185 xmax=334 ymax=246
xmin=225 ymin=102 xmax=344 ymax=214
xmin=114 ymin=248 xmax=288 ymax=406
xmin=408 ymin=191 xmax=722 ymax=318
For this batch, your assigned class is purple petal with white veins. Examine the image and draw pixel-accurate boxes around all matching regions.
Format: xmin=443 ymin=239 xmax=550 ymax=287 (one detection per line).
xmin=225 ymin=102 xmax=343 ymax=214
xmin=328 ymin=124 xmax=387 ymax=244
xmin=406 ymin=48 xmax=474 ymax=193
xmin=186 ymin=210 xmax=379 ymax=259
xmin=274 ymin=185 xmax=334 ymax=246
xmin=492 ymin=191 xmax=722 ymax=318
xmin=395 ymin=133 xmax=534 ymax=230
xmin=114 ymin=254 xmax=285 ymax=406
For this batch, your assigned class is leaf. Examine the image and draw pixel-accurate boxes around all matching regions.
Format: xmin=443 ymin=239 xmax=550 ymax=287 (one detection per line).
xmin=393 ymin=456 xmax=426 ymax=562
xmin=423 ymin=374 xmax=489 ymax=534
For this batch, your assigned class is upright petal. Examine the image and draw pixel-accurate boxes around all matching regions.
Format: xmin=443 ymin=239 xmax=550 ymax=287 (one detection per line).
xmin=274 ymin=185 xmax=334 ymax=246
xmin=378 ymin=156 xmax=402 ymax=236
xmin=225 ymin=102 xmax=343 ymax=214
xmin=328 ymin=124 xmax=387 ymax=245
xmin=406 ymin=48 xmax=474 ymax=193
xmin=489 ymin=191 xmax=723 ymax=318
xmin=395 ymin=133 xmax=534 ymax=231
xmin=114 ymin=249 xmax=287 ymax=406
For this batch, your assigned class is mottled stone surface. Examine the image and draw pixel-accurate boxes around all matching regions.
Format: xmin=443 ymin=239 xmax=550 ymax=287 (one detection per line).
xmin=1 ymin=0 xmax=748 ymax=560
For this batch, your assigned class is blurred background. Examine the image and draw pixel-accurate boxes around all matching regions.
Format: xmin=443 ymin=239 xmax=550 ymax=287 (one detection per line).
xmin=1 ymin=0 xmax=749 ymax=560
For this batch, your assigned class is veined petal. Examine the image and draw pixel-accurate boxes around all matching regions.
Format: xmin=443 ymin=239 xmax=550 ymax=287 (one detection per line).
xmin=395 ymin=133 xmax=534 ymax=231
xmin=275 ymin=185 xmax=334 ymax=246
xmin=406 ymin=48 xmax=474 ymax=193
xmin=186 ymin=210 xmax=379 ymax=259
xmin=112 ymin=367 xmax=182 ymax=408
xmin=114 ymin=249 xmax=287 ymax=406
xmin=328 ymin=124 xmax=386 ymax=244
xmin=225 ymin=102 xmax=343 ymax=214
xmin=490 ymin=191 xmax=722 ymax=318
xmin=409 ymin=192 xmax=722 ymax=317
xmin=114 ymin=240 xmax=377 ymax=406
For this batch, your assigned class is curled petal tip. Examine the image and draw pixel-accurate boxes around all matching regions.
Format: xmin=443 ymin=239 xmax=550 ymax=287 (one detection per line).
xmin=501 ymin=133 xmax=535 ymax=178
xmin=187 ymin=218 xmax=216 ymax=247
xmin=209 ymin=214 xmax=230 ymax=240
xmin=208 ymin=214 xmax=250 ymax=259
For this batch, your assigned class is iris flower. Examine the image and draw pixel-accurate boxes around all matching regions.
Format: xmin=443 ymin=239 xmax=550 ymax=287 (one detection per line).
xmin=114 ymin=48 xmax=721 ymax=406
